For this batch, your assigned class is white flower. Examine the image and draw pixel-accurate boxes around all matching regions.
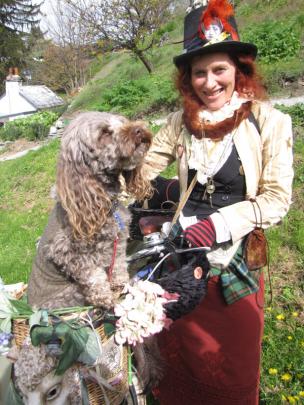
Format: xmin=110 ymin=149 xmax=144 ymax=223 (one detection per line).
xmin=114 ymin=280 xmax=179 ymax=345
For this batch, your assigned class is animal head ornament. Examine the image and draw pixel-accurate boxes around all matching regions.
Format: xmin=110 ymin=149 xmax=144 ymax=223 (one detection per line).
xmin=8 ymin=342 xmax=82 ymax=405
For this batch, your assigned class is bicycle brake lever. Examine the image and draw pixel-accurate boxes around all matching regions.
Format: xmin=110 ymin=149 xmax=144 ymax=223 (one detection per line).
xmin=174 ymin=246 xmax=211 ymax=254
xmin=126 ymin=244 xmax=166 ymax=263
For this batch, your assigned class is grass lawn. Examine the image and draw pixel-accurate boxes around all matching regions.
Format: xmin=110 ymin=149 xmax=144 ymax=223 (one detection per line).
xmin=0 ymin=139 xmax=60 ymax=283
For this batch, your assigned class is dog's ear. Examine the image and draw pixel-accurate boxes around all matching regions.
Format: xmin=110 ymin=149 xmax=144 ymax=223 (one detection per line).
xmin=56 ymin=150 xmax=112 ymax=240
xmin=122 ymin=166 xmax=153 ymax=203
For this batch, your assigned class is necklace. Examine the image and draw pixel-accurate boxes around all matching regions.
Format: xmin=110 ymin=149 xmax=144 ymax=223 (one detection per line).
xmin=201 ymin=129 xmax=235 ymax=208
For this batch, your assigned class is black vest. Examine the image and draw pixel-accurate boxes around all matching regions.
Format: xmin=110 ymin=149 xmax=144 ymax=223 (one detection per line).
xmin=183 ymin=144 xmax=246 ymax=220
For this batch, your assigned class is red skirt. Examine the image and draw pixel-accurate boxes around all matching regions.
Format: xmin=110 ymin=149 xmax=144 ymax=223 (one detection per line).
xmin=154 ymin=275 xmax=264 ymax=405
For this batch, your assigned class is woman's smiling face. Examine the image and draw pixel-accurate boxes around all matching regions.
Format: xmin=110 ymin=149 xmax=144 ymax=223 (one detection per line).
xmin=191 ymin=52 xmax=236 ymax=111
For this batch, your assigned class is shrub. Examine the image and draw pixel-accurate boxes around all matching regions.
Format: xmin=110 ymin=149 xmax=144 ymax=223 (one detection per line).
xmin=243 ymin=20 xmax=301 ymax=63
xmin=0 ymin=125 xmax=23 ymax=141
xmin=155 ymin=20 xmax=177 ymax=41
xmin=95 ymin=74 xmax=178 ymax=117
xmin=104 ymin=80 xmax=149 ymax=110
xmin=150 ymin=75 xmax=178 ymax=108
xmin=275 ymin=104 xmax=304 ymax=128
xmin=0 ymin=111 xmax=60 ymax=141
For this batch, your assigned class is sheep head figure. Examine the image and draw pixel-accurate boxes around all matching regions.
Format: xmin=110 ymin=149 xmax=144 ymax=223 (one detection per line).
xmin=8 ymin=342 xmax=82 ymax=405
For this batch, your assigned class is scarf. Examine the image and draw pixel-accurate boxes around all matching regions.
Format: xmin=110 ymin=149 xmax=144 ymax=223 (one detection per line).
xmin=183 ymin=92 xmax=252 ymax=139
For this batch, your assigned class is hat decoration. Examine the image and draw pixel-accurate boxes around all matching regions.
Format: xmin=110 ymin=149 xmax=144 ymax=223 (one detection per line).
xmin=173 ymin=0 xmax=257 ymax=66
xmin=198 ymin=0 xmax=239 ymax=44
xmin=186 ymin=0 xmax=208 ymax=14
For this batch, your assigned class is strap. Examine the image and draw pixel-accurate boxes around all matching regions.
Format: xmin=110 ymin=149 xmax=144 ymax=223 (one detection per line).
xmin=171 ymin=111 xmax=189 ymax=200
xmin=249 ymin=198 xmax=262 ymax=228
xmin=170 ymin=173 xmax=197 ymax=229
xmin=249 ymin=198 xmax=273 ymax=304
xmin=248 ymin=111 xmax=261 ymax=135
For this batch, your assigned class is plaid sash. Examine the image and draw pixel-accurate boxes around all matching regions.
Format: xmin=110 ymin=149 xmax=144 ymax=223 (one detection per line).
xmin=209 ymin=244 xmax=261 ymax=305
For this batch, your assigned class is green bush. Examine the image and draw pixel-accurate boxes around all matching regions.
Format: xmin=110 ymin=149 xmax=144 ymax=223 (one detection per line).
xmin=275 ymin=103 xmax=304 ymax=128
xmin=243 ymin=20 xmax=301 ymax=63
xmin=0 ymin=111 xmax=60 ymax=141
xmin=155 ymin=20 xmax=177 ymax=41
xmin=1 ymin=125 xmax=23 ymax=140
xmin=95 ymin=74 xmax=178 ymax=117
xmin=100 ymin=80 xmax=149 ymax=111
xmin=150 ymin=75 xmax=178 ymax=108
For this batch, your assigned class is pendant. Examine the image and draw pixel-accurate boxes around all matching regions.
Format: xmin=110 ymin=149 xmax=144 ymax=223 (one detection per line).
xmin=203 ymin=177 xmax=215 ymax=208
xmin=206 ymin=179 xmax=215 ymax=194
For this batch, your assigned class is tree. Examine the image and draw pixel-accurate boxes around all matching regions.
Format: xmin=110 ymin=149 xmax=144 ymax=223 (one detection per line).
xmin=65 ymin=0 xmax=174 ymax=73
xmin=0 ymin=0 xmax=41 ymax=92
xmin=0 ymin=0 xmax=40 ymax=31
xmin=35 ymin=0 xmax=94 ymax=95
xmin=36 ymin=41 xmax=91 ymax=95
xmin=22 ymin=26 xmax=50 ymax=84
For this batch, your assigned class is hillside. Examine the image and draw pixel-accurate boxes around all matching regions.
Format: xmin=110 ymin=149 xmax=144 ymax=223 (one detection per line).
xmin=67 ymin=0 xmax=304 ymax=119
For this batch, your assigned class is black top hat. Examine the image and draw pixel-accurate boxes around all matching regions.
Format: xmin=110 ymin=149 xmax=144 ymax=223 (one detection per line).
xmin=173 ymin=0 xmax=257 ymax=67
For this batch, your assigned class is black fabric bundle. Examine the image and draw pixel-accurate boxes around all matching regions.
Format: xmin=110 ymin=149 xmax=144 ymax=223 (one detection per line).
xmin=155 ymin=251 xmax=209 ymax=321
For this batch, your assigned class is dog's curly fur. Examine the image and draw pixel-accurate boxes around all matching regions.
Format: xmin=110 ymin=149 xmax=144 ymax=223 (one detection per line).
xmin=27 ymin=111 xmax=152 ymax=310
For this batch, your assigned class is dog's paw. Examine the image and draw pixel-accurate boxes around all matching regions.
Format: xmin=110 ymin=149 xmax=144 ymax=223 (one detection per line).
xmin=84 ymin=288 xmax=114 ymax=310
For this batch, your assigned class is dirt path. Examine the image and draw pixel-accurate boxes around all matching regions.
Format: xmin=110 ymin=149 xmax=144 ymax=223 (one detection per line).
xmin=271 ymin=95 xmax=304 ymax=106
xmin=0 ymin=139 xmax=47 ymax=161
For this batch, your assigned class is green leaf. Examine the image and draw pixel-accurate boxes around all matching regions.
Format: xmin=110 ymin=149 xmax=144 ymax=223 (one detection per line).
xmin=0 ymin=291 xmax=15 ymax=317
xmin=9 ymin=299 xmax=34 ymax=316
xmin=0 ymin=316 xmax=12 ymax=333
xmin=30 ymin=325 xmax=54 ymax=346
xmin=103 ymin=321 xmax=116 ymax=337
xmin=29 ymin=309 xmax=49 ymax=330
xmin=77 ymin=329 xmax=101 ymax=365
xmin=55 ymin=323 xmax=89 ymax=375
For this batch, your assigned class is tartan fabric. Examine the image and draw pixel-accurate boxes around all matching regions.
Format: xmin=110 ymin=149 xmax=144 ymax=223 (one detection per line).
xmin=210 ymin=244 xmax=261 ymax=304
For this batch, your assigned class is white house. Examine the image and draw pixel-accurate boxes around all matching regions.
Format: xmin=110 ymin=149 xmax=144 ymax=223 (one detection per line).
xmin=0 ymin=68 xmax=64 ymax=124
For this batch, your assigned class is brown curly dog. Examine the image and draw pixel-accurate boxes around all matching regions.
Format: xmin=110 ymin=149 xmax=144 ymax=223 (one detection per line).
xmin=27 ymin=111 xmax=152 ymax=310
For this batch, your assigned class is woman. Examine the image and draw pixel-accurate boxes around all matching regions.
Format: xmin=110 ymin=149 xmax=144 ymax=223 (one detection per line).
xmin=142 ymin=0 xmax=294 ymax=403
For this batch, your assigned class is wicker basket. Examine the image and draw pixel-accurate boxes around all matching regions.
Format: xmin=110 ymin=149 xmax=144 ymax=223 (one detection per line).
xmin=12 ymin=312 xmax=129 ymax=405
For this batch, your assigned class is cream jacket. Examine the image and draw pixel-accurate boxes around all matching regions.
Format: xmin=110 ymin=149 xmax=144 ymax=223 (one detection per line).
xmin=143 ymin=101 xmax=294 ymax=267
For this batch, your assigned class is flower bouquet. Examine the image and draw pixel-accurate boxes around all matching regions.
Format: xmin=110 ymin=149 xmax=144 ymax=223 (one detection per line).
xmin=114 ymin=280 xmax=179 ymax=345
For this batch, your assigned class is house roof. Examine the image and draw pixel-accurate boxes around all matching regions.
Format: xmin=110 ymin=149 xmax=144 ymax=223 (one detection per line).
xmin=20 ymin=85 xmax=64 ymax=109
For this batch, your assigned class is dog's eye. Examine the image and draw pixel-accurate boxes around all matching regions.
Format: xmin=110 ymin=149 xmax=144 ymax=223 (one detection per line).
xmin=46 ymin=383 xmax=61 ymax=401
xmin=98 ymin=127 xmax=113 ymax=144
xmin=99 ymin=127 xmax=113 ymax=136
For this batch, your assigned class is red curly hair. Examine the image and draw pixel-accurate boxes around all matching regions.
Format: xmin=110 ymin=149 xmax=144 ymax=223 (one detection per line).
xmin=175 ymin=53 xmax=268 ymax=139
